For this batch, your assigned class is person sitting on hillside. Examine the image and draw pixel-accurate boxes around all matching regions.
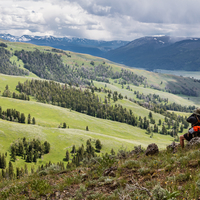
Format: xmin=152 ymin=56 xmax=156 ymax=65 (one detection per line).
xmin=180 ymin=108 xmax=200 ymax=148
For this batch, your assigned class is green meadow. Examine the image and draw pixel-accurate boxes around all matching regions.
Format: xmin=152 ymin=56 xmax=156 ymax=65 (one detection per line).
xmin=0 ymin=72 xmax=185 ymax=171
xmin=0 ymin=41 xmax=199 ymax=172
xmin=0 ymin=94 xmax=176 ymax=171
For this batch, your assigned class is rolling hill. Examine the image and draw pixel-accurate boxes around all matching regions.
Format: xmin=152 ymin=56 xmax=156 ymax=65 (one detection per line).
xmin=0 ymin=40 xmax=199 ymax=172
xmin=0 ymin=39 xmax=200 ymax=199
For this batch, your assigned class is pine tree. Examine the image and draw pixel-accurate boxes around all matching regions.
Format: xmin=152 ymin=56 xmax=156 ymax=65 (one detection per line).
xmin=16 ymin=167 xmax=20 ymax=179
xmin=2 ymin=154 xmax=6 ymax=169
xmin=86 ymin=126 xmax=89 ymax=131
xmin=111 ymin=148 xmax=115 ymax=155
xmin=63 ymin=122 xmax=67 ymax=128
xmin=149 ymin=111 xmax=152 ymax=118
xmin=44 ymin=141 xmax=50 ymax=153
xmin=153 ymin=124 xmax=158 ymax=133
xmin=20 ymin=113 xmax=26 ymax=123
xmin=161 ymin=125 xmax=167 ymax=135
xmin=71 ymin=145 xmax=76 ymax=154
xmin=95 ymin=139 xmax=102 ymax=151
xmin=27 ymin=114 xmax=31 ymax=124
xmin=11 ymin=145 xmax=16 ymax=161
xmin=146 ymin=126 xmax=151 ymax=134
xmin=33 ymin=152 xmax=38 ymax=163
xmin=32 ymin=117 xmax=36 ymax=124
xmin=65 ymin=150 xmax=69 ymax=161
xmin=8 ymin=161 xmax=14 ymax=179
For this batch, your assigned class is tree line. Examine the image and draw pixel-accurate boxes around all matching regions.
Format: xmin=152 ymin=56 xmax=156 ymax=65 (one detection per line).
xmin=131 ymin=91 xmax=195 ymax=113
xmin=16 ymin=79 xmax=142 ymax=128
xmin=0 ymin=106 xmax=35 ymax=124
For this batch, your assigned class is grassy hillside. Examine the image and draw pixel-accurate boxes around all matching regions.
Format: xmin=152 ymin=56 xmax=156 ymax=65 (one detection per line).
xmin=0 ymin=95 xmax=177 ymax=172
xmin=94 ymin=80 xmax=198 ymax=107
xmin=0 ymin=41 xmax=198 ymax=175
xmin=2 ymin=40 xmax=200 ymax=98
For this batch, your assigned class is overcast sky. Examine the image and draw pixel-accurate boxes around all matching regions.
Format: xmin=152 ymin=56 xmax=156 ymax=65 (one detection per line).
xmin=0 ymin=0 xmax=200 ymax=41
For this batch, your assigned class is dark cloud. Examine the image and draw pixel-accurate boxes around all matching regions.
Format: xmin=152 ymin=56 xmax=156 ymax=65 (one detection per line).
xmin=1 ymin=0 xmax=200 ymax=40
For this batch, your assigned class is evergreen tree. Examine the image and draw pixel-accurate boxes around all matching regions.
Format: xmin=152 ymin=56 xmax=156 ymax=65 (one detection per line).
xmin=8 ymin=161 xmax=14 ymax=179
xmin=33 ymin=152 xmax=38 ymax=163
xmin=32 ymin=117 xmax=36 ymax=124
xmin=95 ymin=139 xmax=102 ymax=151
xmin=10 ymin=145 xmax=16 ymax=161
xmin=86 ymin=126 xmax=89 ymax=131
xmin=161 ymin=125 xmax=167 ymax=135
xmin=111 ymin=148 xmax=115 ymax=155
xmin=146 ymin=126 xmax=151 ymax=134
xmin=16 ymin=167 xmax=20 ymax=179
xmin=27 ymin=114 xmax=31 ymax=124
xmin=2 ymin=154 xmax=6 ymax=169
xmin=149 ymin=111 xmax=152 ymax=118
xmin=65 ymin=150 xmax=69 ymax=161
xmin=44 ymin=141 xmax=50 ymax=153
xmin=20 ymin=113 xmax=26 ymax=123
xmin=153 ymin=124 xmax=158 ymax=133
xmin=71 ymin=145 xmax=76 ymax=154
xmin=63 ymin=122 xmax=67 ymax=128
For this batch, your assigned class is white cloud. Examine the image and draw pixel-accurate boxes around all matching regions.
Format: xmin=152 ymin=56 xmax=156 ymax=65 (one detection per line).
xmin=0 ymin=0 xmax=200 ymax=40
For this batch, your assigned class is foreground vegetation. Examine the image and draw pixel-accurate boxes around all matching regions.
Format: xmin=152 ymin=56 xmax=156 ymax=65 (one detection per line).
xmin=0 ymin=144 xmax=200 ymax=199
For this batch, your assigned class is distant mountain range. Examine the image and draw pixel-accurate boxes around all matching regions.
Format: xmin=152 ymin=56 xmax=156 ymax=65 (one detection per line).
xmin=1 ymin=34 xmax=200 ymax=71
xmin=0 ymin=34 xmax=129 ymax=56
xmin=104 ymin=36 xmax=200 ymax=71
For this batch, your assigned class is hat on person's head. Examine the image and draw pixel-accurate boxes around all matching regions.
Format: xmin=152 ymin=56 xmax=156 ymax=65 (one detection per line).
xmin=193 ymin=108 xmax=200 ymax=116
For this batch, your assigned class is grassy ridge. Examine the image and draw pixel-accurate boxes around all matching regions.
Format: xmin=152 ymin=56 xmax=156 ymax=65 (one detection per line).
xmin=5 ymin=40 xmax=200 ymax=100
xmin=0 ymin=95 xmax=176 ymax=171
xmin=94 ymin=80 xmax=197 ymax=106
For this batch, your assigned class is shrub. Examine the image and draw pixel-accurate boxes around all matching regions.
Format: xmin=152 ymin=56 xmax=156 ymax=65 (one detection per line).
xmin=152 ymin=184 xmax=166 ymax=200
xmin=122 ymin=160 xmax=140 ymax=169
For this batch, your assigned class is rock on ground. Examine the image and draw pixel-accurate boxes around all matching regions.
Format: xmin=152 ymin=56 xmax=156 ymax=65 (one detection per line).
xmin=145 ymin=143 xmax=159 ymax=156
xmin=186 ymin=137 xmax=200 ymax=148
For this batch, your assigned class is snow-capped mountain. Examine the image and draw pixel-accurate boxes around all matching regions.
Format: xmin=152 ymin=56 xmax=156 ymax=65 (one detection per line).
xmin=0 ymin=34 xmax=129 ymax=56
